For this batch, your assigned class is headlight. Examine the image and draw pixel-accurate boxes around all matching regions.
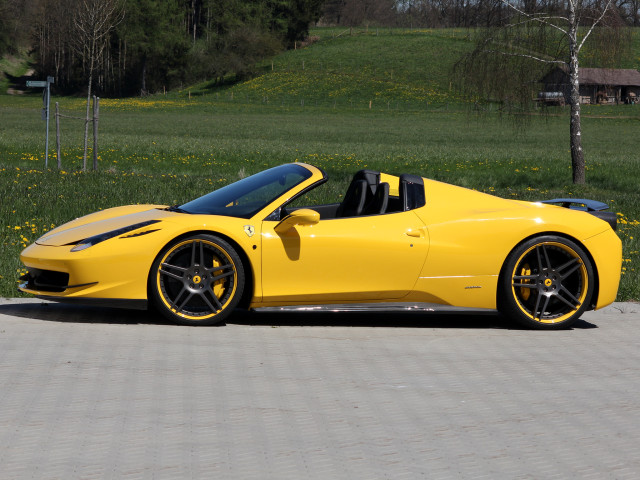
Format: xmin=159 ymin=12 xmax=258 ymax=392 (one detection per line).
xmin=71 ymin=220 xmax=160 ymax=252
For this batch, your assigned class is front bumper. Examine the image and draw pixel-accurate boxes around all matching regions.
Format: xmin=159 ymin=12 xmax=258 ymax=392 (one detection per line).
xmin=19 ymin=241 xmax=154 ymax=301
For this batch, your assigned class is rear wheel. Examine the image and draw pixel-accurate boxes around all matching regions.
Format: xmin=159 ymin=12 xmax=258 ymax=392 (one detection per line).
xmin=150 ymin=234 xmax=244 ymax=326
xmin=499 ymin=235 xmax=594 ymax=329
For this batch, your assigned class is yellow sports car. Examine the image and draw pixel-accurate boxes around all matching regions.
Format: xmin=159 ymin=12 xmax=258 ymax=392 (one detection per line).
xmin=19 ymin=163 xmax=621 ymax=329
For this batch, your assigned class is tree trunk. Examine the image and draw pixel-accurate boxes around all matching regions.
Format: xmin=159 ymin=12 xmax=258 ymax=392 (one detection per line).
xmin=93 ymin=96 xmax=99 ymax=170
xmin=56 ymin=102 xmax=62 ymax=169
xmin=141 ymin=55 xmax=147 ymax=95
xmin=568 ymin=7 xmax=585 ymax=184
xmin=83 ymin=41 xmax=95 ymax=172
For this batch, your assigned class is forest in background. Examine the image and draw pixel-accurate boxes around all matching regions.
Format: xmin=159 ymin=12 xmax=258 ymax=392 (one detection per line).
xmin=2 ymin=0 xmax=640 ymax=97
xmin=0 ymin=0 xmax=324 ymax=96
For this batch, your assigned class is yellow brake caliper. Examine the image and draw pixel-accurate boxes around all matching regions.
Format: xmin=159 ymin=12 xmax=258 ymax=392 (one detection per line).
xmin=212 ymin=255 xmax=226 ymax=298
xmin=520 ymin=264 xmax=532 ymax=301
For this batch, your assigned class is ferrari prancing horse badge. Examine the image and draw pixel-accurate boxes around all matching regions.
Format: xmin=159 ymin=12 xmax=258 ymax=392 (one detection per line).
xmin=243 ymin=225 xmax=255 ymax=237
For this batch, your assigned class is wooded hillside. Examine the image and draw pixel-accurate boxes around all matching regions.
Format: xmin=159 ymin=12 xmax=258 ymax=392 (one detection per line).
xmin=0 ymin=0 xmax=323 ymax=96
xmin=2 ymin=0 xmax=640 ymax=97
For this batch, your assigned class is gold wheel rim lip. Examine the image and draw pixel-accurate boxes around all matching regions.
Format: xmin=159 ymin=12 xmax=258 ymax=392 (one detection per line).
xmin=511 ymin=241 xmax=588 ymax=324
xmin=156 ymin=239 xmax=238 ymax=320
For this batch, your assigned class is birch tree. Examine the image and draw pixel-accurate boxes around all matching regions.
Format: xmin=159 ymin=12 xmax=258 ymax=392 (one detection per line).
xmin=73 ymin=0 xmax=124 ymax=170
xmin=455 ymin=0 xmax=623 ymax=184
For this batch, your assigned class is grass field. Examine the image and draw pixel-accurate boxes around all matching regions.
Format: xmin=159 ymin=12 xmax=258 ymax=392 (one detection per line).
xmin=1 ymin=28 xmax=639 ymax=302
xmin=187 ymin=28 xmax=472 ymax=108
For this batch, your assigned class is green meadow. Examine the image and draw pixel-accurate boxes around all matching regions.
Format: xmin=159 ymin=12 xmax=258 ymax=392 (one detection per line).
xmin=1 ymin=28 xmax=639 ymax=300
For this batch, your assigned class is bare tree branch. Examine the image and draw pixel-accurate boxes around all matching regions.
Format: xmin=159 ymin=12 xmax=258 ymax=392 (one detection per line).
xmin=72 ymin=0 xmax=124 ymax=171
xmin=483 ymin=49 xmax=568 ymax=65
xmin=499 ymin=0 xmax=569 ymax=35
xmin=454 ymin=0 xmax=622 ymax=184
xmin=577 ymin=0 xmax=617 ymax=52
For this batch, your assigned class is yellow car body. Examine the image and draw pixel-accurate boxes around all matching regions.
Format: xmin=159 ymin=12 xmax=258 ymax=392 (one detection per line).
xmin=19 ymin=163 xmax=621 ymax=328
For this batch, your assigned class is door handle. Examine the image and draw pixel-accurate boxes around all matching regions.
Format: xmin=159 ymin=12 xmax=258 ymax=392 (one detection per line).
xmin=405 ymin=228 xmax=423 ymax=238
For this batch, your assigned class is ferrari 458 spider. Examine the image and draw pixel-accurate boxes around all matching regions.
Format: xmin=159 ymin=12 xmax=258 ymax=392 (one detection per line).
xmin=19 ymin=163 xmax=621 ymax=329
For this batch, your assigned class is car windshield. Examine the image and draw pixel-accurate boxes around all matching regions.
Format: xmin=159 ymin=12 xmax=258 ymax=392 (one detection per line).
xmin=179 ymin=164 xmax=313 ymax=218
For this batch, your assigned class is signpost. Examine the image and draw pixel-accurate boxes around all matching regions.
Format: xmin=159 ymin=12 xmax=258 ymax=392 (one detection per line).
xmin=26 ymin=76 xmax=55 ymax=168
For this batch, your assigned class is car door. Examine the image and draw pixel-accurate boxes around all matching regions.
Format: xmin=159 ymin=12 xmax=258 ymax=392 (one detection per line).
xmin=260 ymin=210 xmax=429 ymax=303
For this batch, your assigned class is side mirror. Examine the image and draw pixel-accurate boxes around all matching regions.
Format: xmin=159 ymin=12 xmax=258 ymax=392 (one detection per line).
xmin=274 ymin=209 xmax=320 ymax=234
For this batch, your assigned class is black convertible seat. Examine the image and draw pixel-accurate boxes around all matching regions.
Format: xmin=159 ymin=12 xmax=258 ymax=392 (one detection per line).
xmin=363 ymin=182 xmax=389 ymax=215
xmin=336 ymin=179 xmax=368 ymax=217
xmin=337 ymin=170 xmax=424 ymax=216
xmin=399 ymin=174 xmax=426 ymax=211
xmin=353 ymin=169 xmax=380 ymax=197
xmin=337 ymin=169 xmax=381 ymax=217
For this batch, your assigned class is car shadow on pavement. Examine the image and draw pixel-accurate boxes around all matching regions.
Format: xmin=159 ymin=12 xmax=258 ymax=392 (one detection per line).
xmin=0 ymin=301 xmax=598 ymax=330
xmin=0 ymin=301 xmax=174 ymax=326
xmin=232 ymin=309 xmax=598 ymax=330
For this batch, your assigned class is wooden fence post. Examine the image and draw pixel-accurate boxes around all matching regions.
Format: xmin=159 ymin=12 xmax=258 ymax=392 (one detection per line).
xmin=93 ymin=96 xmax=99 ymax=171
xmin=55 ymin=102 xmax=61 ymax=169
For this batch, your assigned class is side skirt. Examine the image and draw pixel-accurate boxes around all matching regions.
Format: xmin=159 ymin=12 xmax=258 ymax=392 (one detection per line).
xmin=34 ymin=295 xmax=148 ymax=311
xmin=253 ymin=302 xmax=497 ymax=314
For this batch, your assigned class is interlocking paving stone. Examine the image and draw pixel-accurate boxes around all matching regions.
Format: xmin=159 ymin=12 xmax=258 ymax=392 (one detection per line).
xmin=0 ymin=298 xmax=638 ymax=479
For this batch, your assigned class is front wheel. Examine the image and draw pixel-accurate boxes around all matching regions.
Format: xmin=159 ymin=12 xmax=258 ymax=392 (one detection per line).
xmin=498 ymin=235 xmax=595 ymax=329
xmin=150 ymin=234 xmax=245 ymax=326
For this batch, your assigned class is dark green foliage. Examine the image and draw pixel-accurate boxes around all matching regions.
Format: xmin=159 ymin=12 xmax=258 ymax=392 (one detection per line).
xmin=0 ymin=0 xmax=30 ymax=56
xmin=268 ymin=0 xmax=324 ymax=46
xmin=26 ymin=0 xmax=323 ymax=96
xmin=186 ymin=0 xmax=284 ymax=84
xmin=0 ymin=0 xmax=9 ymax=56
xmin=118 ymin=0 xmax=189 ymax=95
xmin=185 ymin=0 xmax=323 ymax=83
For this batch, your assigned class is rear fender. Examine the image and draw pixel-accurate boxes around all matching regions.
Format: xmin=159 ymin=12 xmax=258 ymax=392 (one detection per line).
xmin=540 ymin=198 xmax=616 ymax=231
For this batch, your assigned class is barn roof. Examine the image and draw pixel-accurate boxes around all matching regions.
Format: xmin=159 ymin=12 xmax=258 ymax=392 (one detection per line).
xmin=579 ymin=68 xmax=640 ymax=86
xmin=542 ymin=67 xmax=640 ymax=86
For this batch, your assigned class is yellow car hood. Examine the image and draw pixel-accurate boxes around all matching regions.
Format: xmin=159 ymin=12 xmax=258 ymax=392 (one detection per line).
xmin=36 ymin=205 xmax=171 ymax=247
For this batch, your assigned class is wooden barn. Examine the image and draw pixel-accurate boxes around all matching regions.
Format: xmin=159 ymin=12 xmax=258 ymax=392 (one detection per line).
xmin=541 ymin=67 xmax=640 ymax=105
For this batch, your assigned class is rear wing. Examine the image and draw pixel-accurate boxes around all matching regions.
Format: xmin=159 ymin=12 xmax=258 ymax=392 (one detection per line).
xmin=540 ymin=198 xmax=617 ymax=231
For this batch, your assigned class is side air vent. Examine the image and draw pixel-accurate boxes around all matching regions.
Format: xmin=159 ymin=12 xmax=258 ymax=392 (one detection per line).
xmin=120 ymin=229 xmax=161 ymax=239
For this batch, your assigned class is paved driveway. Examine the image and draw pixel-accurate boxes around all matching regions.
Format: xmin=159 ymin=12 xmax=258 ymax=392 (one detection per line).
xmin=0 ymin=298 xmax=639 ymax=479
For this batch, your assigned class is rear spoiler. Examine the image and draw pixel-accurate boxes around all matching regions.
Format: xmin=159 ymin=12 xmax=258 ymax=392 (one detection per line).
xmin=539 ymin=198 xmax=617 ymax=231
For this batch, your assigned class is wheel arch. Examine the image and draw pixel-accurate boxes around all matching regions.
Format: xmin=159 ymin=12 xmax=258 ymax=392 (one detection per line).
xmin=147 ymin=229 xmax=255 ymax=310
xmin=497 ymin=231 xmax=600 ymax=311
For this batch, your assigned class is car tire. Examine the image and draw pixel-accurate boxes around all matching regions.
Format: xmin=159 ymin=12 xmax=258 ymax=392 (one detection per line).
xmin=498 ymin=235 xmax=595 ymax=329
xmin=149 ymin=234 xmax=245 ymax=326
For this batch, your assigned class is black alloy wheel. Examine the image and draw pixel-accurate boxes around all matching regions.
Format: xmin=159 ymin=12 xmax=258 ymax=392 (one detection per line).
xmin=150 ymin=234 xmax=245 ymax=326
xmin=499 ymin=235 xmax=595 ymax=329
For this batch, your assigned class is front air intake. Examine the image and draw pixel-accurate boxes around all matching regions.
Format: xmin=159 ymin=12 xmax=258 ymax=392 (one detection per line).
xmin=20 ymin=269 xmax=70 ymax=293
